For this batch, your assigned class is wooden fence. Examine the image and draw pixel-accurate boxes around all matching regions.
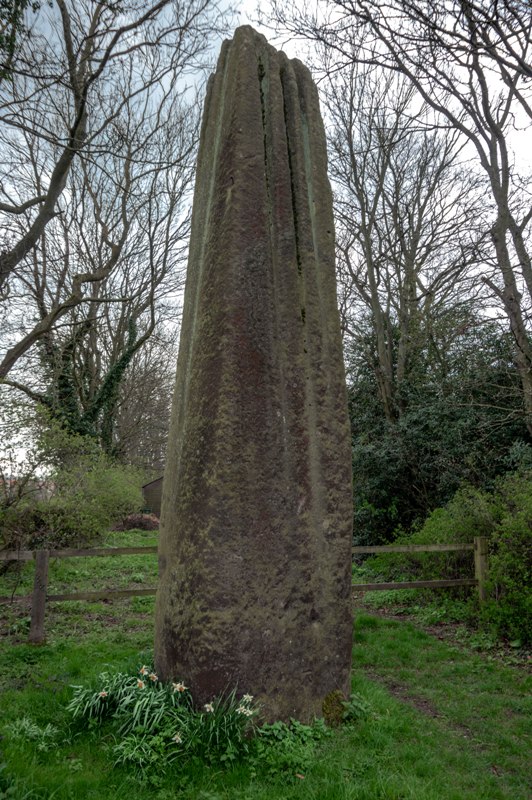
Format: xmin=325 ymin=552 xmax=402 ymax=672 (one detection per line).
xmin=352 ymin=538 xmax=488 ymax=600
xmin=0 ymin=537 xmax=489 ymax=645
xmin=0 ymin=545 xmax=159 ymax=644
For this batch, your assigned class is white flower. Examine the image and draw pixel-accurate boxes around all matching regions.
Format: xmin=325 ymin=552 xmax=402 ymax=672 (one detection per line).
xmin=204 ymin=703 xmax=214 ymax=713
xmin=172 ymin=681 xmax=187 ymax=693
xmin=137 ymin=679 xmax=145 ymax=689
xmin=242 ymin=694 xmax=253 ymax=703
xmin=149 ymin=672 xmax=158 ymax=682
xmin=172 ymin=732 xmax=183 ymax=744
xmin=236 ymin=705 xmax=253 ymax=716
xmin=139 ymin=665 xmax=149 ymax=676
xmin=98 ymin=691 xmax=108 ymax=699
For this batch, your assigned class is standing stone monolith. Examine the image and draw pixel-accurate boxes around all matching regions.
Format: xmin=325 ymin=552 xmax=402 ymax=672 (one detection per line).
xmin=154 ymin=26 xmax=353 ymax=722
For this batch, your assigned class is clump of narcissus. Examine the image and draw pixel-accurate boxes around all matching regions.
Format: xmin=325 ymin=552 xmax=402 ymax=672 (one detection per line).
xmin=322 ymin=690 xmax=345 ymax=727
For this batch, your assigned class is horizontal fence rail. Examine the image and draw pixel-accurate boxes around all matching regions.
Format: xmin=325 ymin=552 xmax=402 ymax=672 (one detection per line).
xmin=0 ymin=538 xmax=489 ymax=644
xmin=351 ymin=579 xmax=478 ymax=591
xmin=0 ymin=546 xmax=158 ymax=561
xmin=352 ymin=543 xmax=474 ymax=554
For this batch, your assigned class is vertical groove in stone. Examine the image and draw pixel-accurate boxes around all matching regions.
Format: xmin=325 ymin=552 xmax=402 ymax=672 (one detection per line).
xmin=155 ymin=26 xmax=353 ymax=723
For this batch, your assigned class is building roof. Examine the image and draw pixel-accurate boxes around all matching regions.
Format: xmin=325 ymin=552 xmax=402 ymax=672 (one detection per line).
xmin=142 ymin=475 xmax=164 ymax=489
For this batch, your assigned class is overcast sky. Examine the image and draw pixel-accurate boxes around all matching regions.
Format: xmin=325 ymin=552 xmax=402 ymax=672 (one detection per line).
xmin=227 ymin=1 xmax=531 ymax=169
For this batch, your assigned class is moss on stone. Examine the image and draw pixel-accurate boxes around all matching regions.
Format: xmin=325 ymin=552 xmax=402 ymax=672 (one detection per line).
xmin=322 ymin=689 xmax=345 ymax=728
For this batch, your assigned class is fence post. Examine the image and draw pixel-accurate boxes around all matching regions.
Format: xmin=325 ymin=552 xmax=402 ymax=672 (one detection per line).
xmin=28 ymin=550 xmax=49 ymax=644
xmin=474 ymin=537 xmax=489 ymax=603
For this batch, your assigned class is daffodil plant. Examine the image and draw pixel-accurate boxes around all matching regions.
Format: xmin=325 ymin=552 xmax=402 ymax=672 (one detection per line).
xmin=68 ymin=665 xmax=259 ymax=777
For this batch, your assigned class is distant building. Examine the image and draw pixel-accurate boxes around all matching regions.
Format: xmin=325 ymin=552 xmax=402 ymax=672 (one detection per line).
xmin=142 ymin=476 xmax=163 ymax=517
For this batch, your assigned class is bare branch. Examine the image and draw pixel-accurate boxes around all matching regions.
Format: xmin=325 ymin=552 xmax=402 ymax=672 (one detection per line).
xmin=0 ymin=195 xmax=47 ymax=213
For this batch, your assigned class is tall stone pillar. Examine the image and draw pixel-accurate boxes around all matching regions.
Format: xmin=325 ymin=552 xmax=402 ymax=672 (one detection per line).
xmin=154 ymin=25 xmax=353 ymax=722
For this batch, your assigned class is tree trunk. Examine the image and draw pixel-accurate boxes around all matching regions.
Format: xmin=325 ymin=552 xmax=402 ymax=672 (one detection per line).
xmin=490 ymin=219 xmax=532 ymax=436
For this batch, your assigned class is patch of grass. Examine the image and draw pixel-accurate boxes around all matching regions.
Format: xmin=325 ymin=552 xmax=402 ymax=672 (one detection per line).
xmin=359 ymin=585 xmax=474 ymax=620
xmin=357 ymin=586 xmax=530 ymax=667
xmin=1 ymin=619 xmax=530 ymax=798
xmin=0 ymin=545 xmax=530 ymax=799
xmin=352 ymin=613 xmax=531 ymax=797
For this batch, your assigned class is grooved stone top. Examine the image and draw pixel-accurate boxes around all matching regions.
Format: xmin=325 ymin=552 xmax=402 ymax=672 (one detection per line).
xmin=154 ymin=25 xmax=353 ymax=722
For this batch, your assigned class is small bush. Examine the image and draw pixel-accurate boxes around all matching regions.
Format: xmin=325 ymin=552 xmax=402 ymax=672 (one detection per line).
xmin=250 ymin=718 xmax=329 ymax=778
xmin=1 ymin=437 xmax=143 ymax=551
xmin=113 ymin=513 xmax=159 ymax=531
xmin=50 ymin=455 xmax=143 ymax=542
xmin=342 ymin=692 xmax=373 ymax=723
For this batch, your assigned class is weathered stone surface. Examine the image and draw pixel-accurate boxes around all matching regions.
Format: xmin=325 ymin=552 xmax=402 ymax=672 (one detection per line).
xmin=154 ymin=25 xmax=353 ymax=722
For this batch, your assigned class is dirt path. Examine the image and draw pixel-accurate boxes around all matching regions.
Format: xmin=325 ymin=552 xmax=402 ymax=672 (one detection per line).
xmin=353 ymin=595 xmax=532 ymax=671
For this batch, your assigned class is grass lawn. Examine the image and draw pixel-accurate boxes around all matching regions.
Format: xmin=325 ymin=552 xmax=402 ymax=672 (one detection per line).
xmin=0 ymin=536 xmax=530 ymax=799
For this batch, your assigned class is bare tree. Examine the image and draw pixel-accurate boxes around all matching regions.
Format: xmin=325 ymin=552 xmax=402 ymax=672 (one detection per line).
xmin=0 ymin=0 xmax=228 ymax=293
xmin=270 ymin=0 xmax=532 ymax=433
xmin=112 ymin=332 xmax=177 ymax=471
xmin=0 ymin=64 xmax=195 ymax=455
xmin=0 ymin=0 xmax=232 ymax=464
xmin=326 ymin=62 xmax=486 ymax=420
